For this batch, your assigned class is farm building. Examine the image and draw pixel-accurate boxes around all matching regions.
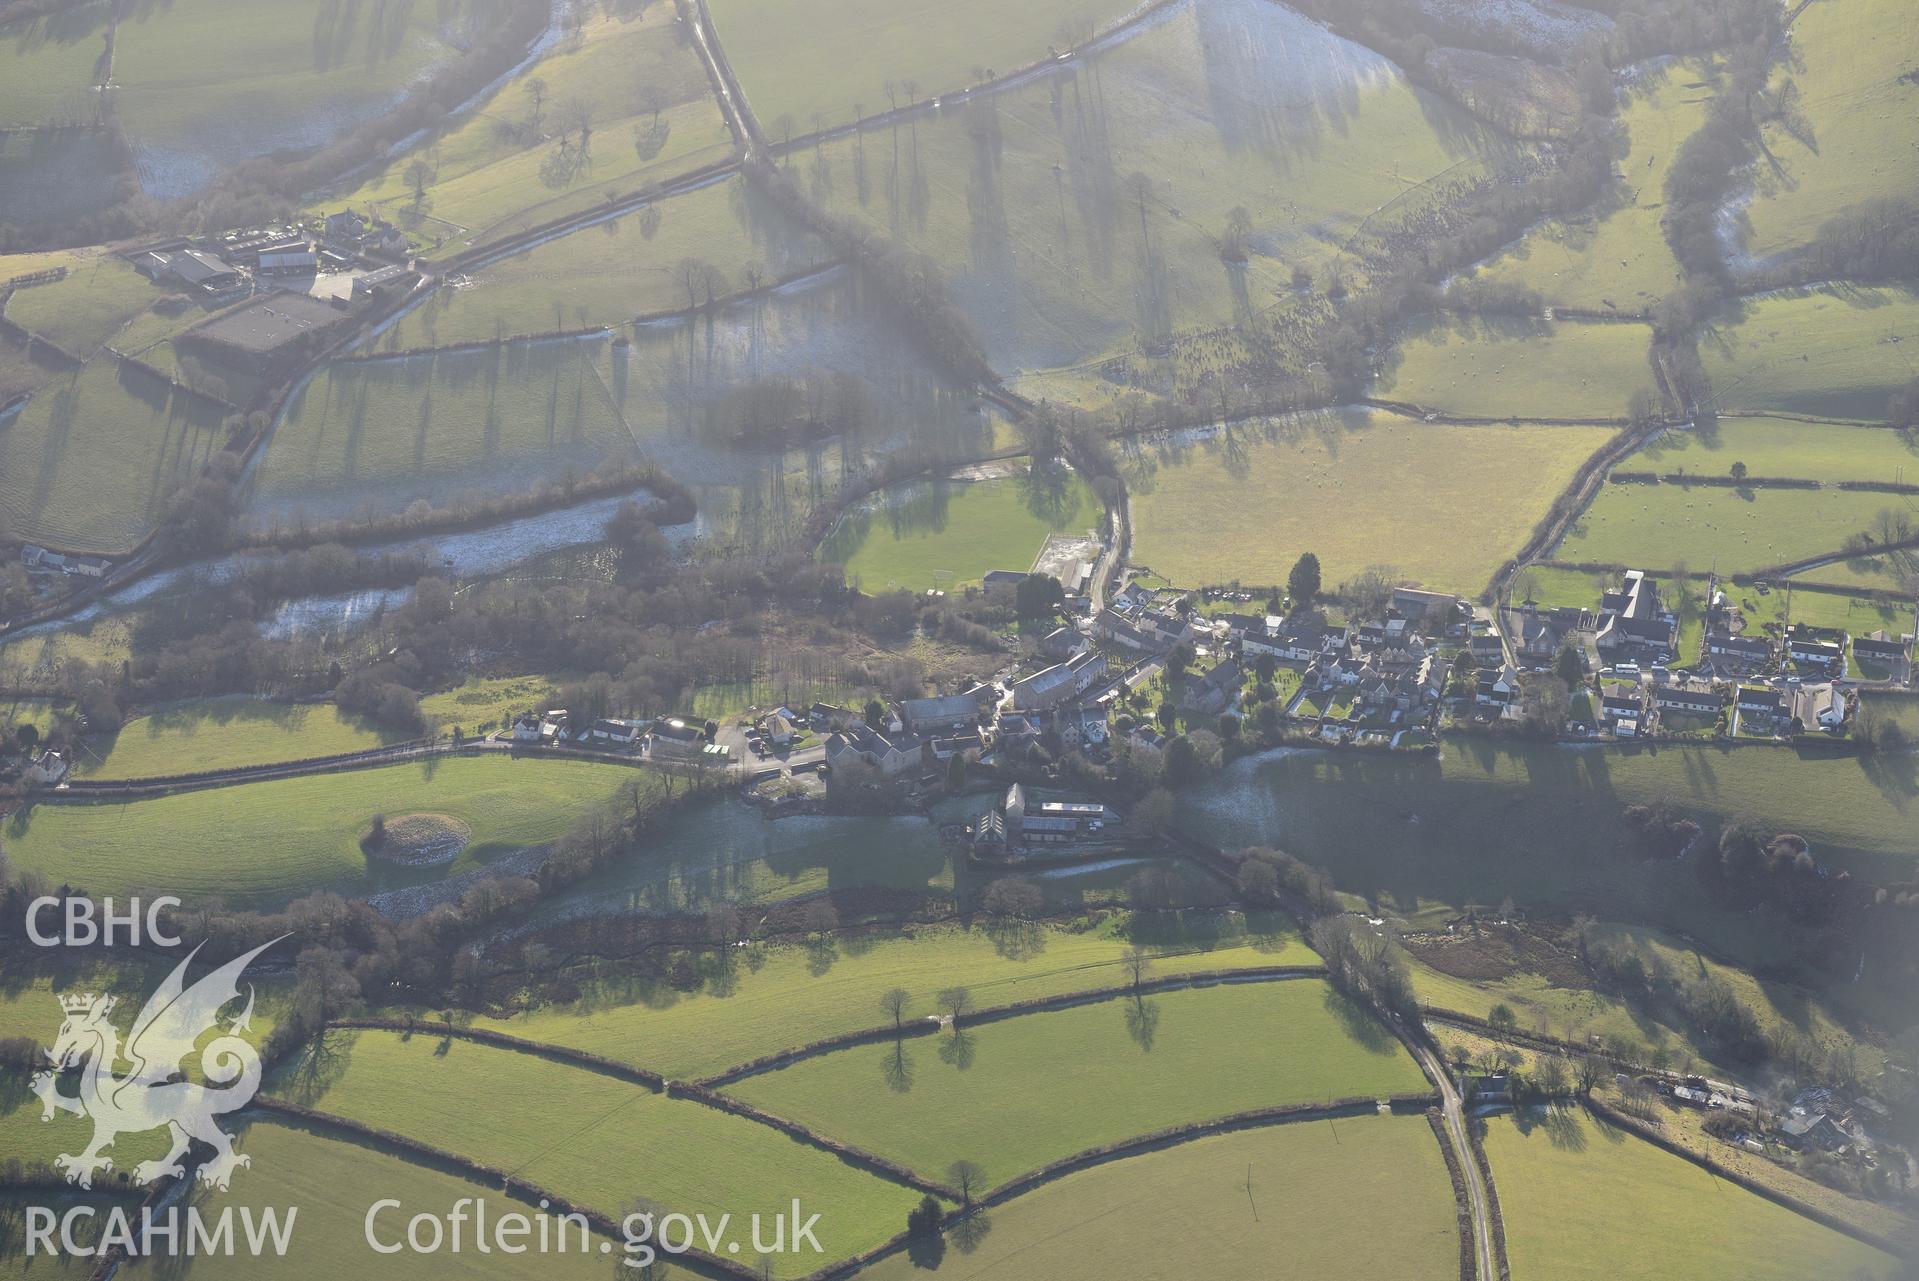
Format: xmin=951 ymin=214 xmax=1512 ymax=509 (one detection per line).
xmin=1594 ymin=570 xmax=1678 ymax=658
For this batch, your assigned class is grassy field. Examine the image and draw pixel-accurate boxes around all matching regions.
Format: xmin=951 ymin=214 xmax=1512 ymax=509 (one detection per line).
xmin=0 ymin=13 xmax=108 ymax=131
xmin=729 ymin=979 xmax=1429 ymax=1187
xmin=471 ymin=913 xmax=1315 ymax=1078
xmin=417 ymin=672 xmax=568 ymax=734
xmin=709 ymin=0 xmax=1129 ymax=132
xmin=248 ymin=338 xmax=634 ymax=524
xmin=1127 ymin=410 xmax=1611 ymax=592
xmin=1701 ymin=286 xmax=1919 ymax=419
xmin=1737 ymin=0 xmax=1919 ymax=261
xmin=1565 ymin=481 xmax=1898 ymax=575
xmin=2 ymin=255 xmax=160 ymax=355
xmin=0 ymin=359 xmax=228 ymax=553
xmin=110 ymin=0 xmax=484 ymax=198
xmin=335 ymin=5 xmax=733 ymax=247
xmin=860 ymin=1113 xmax=1458 ymax=1279
xmin=3 ymin=754 xmax=644 ymax=906
xmin=75 ymin=697 xmax=401 ymax=779
xmin=823 ymin=466 xmax=1099 ymax=590
xmin=808 ymin=0 xmax=1519 ymax=376
xmin=1409 ymin=918 xmax=1883 ymax=1080
xmin=1180 ymin=741 xmax=1919 ymax=968
xmin=1377 ymin=314 xmax=1657 ymax=419
xmin=1484 ymin=1107 xmax=1899 ymax=1281
xmin=1476 ymin=60 xmax=1710 ymax=310
xmin=382 ymin=174 xmax=829 ymax=350
xmin=1627 ymin=417 xmax=1919 ymax=483
xmin=275 ymin=1029 xmax=919 ymax=1276
xmin=114 ymin=1118 xmax=704 ymax=1280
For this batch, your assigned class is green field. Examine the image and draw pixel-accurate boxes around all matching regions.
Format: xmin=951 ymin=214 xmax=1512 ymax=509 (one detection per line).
xmin=75 ymin=697 xmax=401 ymax=779
xmin=335 ymin=5 xmax=733 ymax=246
xmin=249 ymin=339 xmax=633 ymax=523
xmin=729 ymin=979 xmax=1429 ymax=1187
xmin=0 ymin=359 xmax=228 ymax=553
xmin=473 ymin=913 xmax=1314 ymax=1078
xmin=1628 ymin=417 xmax=1919 ymax=483
xmin=0 ymin=15 xmax=107 ymax=131
xmin=1737 ymin=0 xmax=1919 ymax=261
xmin=823 ymin=466 xmax=1099 ymax=591
xmin=709 ymin=0 xmax=1129 ymax=131
xmin=1180 ymin=741 xmax=1919 ymax=966
xmin=1377 ymin=314 xmax=1657 ymax=419
xmin=1411 ymin=917 xmax=1882 ymax=1080
xmin=808 ymin=0 xmax=1519 ymax=376
xmin=1566 ymin=481 xmax=1897 ymax=575
xmin=112 ymin=0 xmax=484 ymax=197
xmin=2 ymin=255 xmax=160 ymax=355
xmin=1701 ymin=286 xmax=1919 ymax=419
xmin=115 ymin=1119 xmax=703 ymax=1280
xmin=1484 ymin=1107 xmax=1898 ymax=1281
xmin=1476 ymin=60 xmax=1710 ymax=310
xmin=3 ymin=754 xmax=644 ymax=906
xmin=383 ymin=175 xmax=828 ymax=349
xmin=275 ymin=1029 xmax=919 ymax=1276
xmin=1127 ymin=410 xmax=1611 ymax=592
xmin=860 ymin=1113 xmax=1458 ymax=1279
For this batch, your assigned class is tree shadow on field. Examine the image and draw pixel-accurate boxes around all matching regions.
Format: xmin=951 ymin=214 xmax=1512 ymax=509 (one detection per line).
xmin=905 ymin=1227 xmax=946 ymax=1270
xmin=985 ymin=917 xmax=1045 ymax=961
xmin=938 ymin=1028 xmax=977 ymax=1071
xmin=1322 ymin=987 xmax=1397 ymax=1055
xmin=949 ymin=1211 xmax=992 ymax=1255
xmin=1124 ymin=996 xmax=1160 ymax=1051
xmin=276 ymin=1027 xmax=356 ymax=1107
xmin=880 ymin=1039 xmax=915 ymax=1094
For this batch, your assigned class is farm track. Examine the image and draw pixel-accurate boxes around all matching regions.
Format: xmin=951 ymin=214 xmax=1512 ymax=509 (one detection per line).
xmin=1413 ymin=1038 xmax=1497 ymax=1281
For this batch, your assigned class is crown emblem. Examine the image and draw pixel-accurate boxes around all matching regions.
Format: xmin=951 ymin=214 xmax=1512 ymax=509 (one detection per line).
xmin=59 ymin=993 xmax=102 ymax=1015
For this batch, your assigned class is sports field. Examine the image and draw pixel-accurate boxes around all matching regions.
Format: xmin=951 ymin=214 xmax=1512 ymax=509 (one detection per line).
xmin=1377 ymin=314 xmax=1656 ymax=419
xmin=0 ymin=359 xmax=228 ymax=553
xmin=823 ymin=467 xmax=1100 ymax=591
xmin=474 ymin=913 xmax=1314 ymax=1078
xmin=1565 ymin=482 xmax=1896 ymax=576
xmin=3 ymin=754 xmax=643 ymax=905
xmin=860 ymin=1113 xmax=1458 ymax=1279
xmin=1701 ymin=286 xmax=1919 ymax=419
xmin=336 ymin=5 xmax=733 ymax=245
xmin=1627 ymin=417 xmax=1919 ymax=483
xmin=729 ymin=979 xmax=1428 ymax=1186
xmin=1484 ymin=1108 xmax=1898 ymax=1281
xmin=1736 ymin=0 xmax=1919 ymax=261
xmin=248 ymin=339 xmax=634 ymax=523
xmin=808 ymin=0 xmax=1517 ymax=375
xmin=277 ymin=1029 xmax=920 ymax=1276
xmin=75 ymin=697 xmax=400 ymax=779
xmin=1476 ymin=60 xmax=1709 ymax=310
xmin=1127 ymin=411 xmax=1610 ymax=592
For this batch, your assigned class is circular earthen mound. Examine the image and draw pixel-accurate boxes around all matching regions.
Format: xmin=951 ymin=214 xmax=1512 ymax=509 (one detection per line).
xmin=366 ymin=813 xmax=472 ymax=866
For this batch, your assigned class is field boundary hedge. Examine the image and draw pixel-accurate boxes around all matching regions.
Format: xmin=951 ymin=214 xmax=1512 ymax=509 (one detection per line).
xmin=1465 ymin=1116 xmax=1512 ymax=1281
xmin=1579 ymin=1098 xmax=1906 ymax=1258
xmin=807 ymin=1096 xmax=1440 ymax=1280
xmin=1427 ymin=1108 xmax=1477 ymax=1281
xmin=247 ymin=1099 xmax=761 ymax=1280
xmin=667 ymin=1079 xmax=959 ymax=1199
xmin=327 ymin=1017 xmax=667 ymax=1089
xmin=695 ymin=965 xmax=1329 ymax=1087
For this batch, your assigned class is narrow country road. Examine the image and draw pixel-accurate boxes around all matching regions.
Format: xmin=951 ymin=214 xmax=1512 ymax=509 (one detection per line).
xmin=1413 ymin=1039 xmax=1495 ymax=1280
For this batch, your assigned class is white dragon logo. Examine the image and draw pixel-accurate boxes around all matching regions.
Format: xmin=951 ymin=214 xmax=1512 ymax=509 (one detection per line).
xmin=32 ymin=937 xmax=284 ymax=1191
